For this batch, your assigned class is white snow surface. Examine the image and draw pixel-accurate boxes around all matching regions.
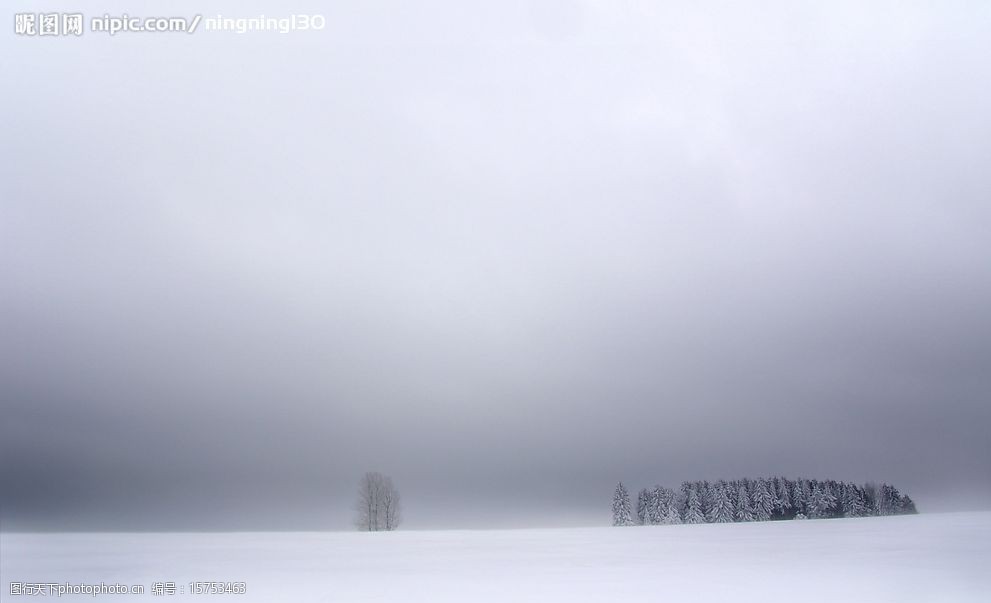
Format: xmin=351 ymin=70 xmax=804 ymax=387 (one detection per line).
xmin=3 ymin=512 xmax=989 ymax=602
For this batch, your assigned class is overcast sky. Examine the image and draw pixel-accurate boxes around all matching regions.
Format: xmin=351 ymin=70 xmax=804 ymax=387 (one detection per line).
xmin=2 ymin=0 xmax=990 ymax=531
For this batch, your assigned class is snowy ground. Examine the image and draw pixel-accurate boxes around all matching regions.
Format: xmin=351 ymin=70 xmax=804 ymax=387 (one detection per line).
xmin=3 ymin=512 xmax=989 ymax=602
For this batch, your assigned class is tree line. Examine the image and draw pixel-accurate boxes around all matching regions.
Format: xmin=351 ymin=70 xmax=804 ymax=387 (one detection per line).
xmin=612 ymin=477 xmax=917 ymax=526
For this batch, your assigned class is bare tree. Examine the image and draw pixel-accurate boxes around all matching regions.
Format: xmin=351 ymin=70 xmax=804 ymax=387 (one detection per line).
xmin=355 ymin=471 xmax=402 ymax=531
xmin=355 ymin=472 xmax=381 ymax=531
xmin=381 ymin=475 xmax=402 ymax=530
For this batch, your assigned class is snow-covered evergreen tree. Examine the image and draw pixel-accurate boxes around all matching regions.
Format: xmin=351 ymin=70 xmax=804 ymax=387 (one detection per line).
xmin=807 ymin=483 xmax=836 ymax=519
xmin=699 ymin=481 xmax=714 ymax=523
xmin=727 ymin=481 xmax=740 ymax=513
xmin=684 ymin=484 xmax=706 ymax=524
xmin=751 ymin=479 xmax=775 ymax=522
xmin=648 ymin=486 xmax=667 ymax=525
xmin=774 ymin=477 xmax=793 ymax=518
xmin=636 ymin=488 xmax=651 ymax=525
xmin=735 ymin=483 xmax=754 ymax=522
xmin=765 ymin=477 xmax=781 ymax=516
xmin=612 ymin=482 xmax=633 ymax=526
xmin=822 ymin=481 xmax=839 ymax=518
xmin=706 ymin=482 xmax=735 ymax=523
xmin=898 ymin=494 xmax=918 ymax=514
xmin=678 ymin=482 xmax=692 ymax=522
xmin=880 ymin=483 xmax=902 ymax=516
xmin=792 ymin=479 xmax=809 ymax=517
xmin=841 ymin=482 xmax=867 ymax=518
xmin=662 ymin=487 xmax=682 ymax=524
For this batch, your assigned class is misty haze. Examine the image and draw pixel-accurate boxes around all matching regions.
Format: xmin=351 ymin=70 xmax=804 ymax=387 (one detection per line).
xmin=2 ymin=1 xmax=990 ymax=601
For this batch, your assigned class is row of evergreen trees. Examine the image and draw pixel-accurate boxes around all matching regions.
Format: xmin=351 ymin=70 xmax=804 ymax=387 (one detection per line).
xmin=612 ymin=477 xmax=917 ymax=526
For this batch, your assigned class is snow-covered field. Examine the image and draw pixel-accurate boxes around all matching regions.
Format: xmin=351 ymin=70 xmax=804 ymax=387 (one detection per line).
xmin=3 ymin=512 xmax=989 ymax=602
